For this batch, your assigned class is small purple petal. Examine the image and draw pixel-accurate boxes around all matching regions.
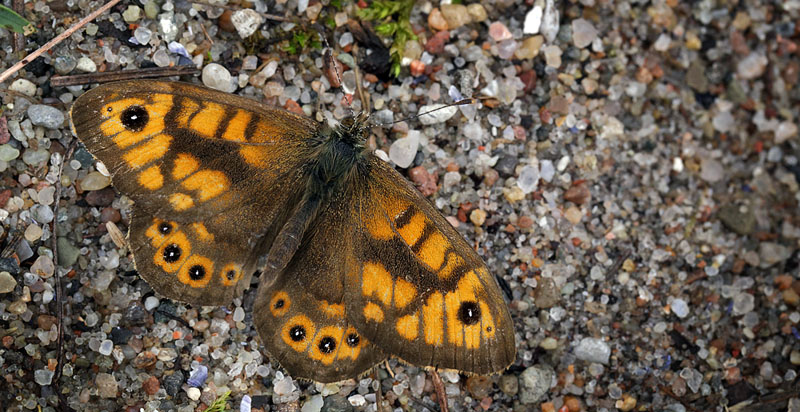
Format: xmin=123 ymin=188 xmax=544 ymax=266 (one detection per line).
xmin=187 ymin=364 xmax=208 ymax=387
xmin=168 ymin=41 xmax=191 ymax=59
xmin=240 ymin=395 xmax=251 ymax=412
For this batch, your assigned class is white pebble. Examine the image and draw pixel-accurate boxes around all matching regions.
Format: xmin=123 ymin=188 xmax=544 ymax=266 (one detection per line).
xmin=76 ymin=57 xmax=97 ymax=73
xmin=571 ymin=19 xmax=598 ymax=49
xmin=233 ymin=306 xmax=245 ymax=322
xmin=517 ymin=165 xmax=540 ymax=194
xmin=10 ymin=78 xmax=36 ymax=97
xmin=523 ymin=5 xmax=542 ymax=34
xmin=144 ymin=296 xmax=160 ymax=311
xmin=671 ymin=298 xmax=689 ymax=318
xmin=388 ymin=131 xmax=420 ymax=168
xmin=186 ymin=387 xmax=201 ymax=400
xmin=540 ymin=0 xmax=560 ymax=43
xmin=574 ymin=337 xmax=610 ymax=364
xmin=231 ymin=9 xmax=263 ymax=39
xmin=348 ymin=394 xmax=366 ymax=407
xmin=202 ymin=63 xmax=235 ymax=93
xmin=418 ymin=104 xmax=458 ymax=125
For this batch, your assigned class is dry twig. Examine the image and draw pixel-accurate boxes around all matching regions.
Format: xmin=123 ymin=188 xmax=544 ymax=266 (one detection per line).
xmin=0 ymin=0 xmax=122 ymax=83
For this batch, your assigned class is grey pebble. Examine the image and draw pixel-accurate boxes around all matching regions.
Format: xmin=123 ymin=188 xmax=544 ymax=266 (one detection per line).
xmin=56 ymin=237 xmax=80 ymax=267
xmin=518 ymin=365 xmax=554 ymax=404
xmin=27 ymin=105 xmax=65 ymax=129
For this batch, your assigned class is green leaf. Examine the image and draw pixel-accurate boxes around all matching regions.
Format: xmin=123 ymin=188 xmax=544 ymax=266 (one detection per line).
xmin=202 ymin=391 xmax=231 ymax=412
xmin=0 ymin=4 xmax=34 ymax=34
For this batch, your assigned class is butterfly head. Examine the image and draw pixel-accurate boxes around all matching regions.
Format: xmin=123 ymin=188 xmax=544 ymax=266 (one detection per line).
xmin=332 ymin=112 xmax=371 ymax=151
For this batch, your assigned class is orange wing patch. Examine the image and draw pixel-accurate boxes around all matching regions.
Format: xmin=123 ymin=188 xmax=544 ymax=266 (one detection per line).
xmin=175 ymin=98 xmax=200 ymax=128
xmin=319 ymin=301 xmax=345 ymax=318
xmin=362 ymin=262 xmax=392 ymax=306
xmin=172 ymin=153 xmax=199 ymax=180
xmin=416 ymin=230 xmax=449 ymax=272
xmin=422 ymin=291 xmax=444 ymax=345
xmin=182 ymin=170 xmax=229 ymax=202
xmin=122 ymin=133 xmax=172 ymax=169
xmin=169 ymin=193 xmax=194 ymax=211
xmin=396 ymin=313 xmax=419 ymax=341
xmin=189 ymin=102 xmax=225 ymax=138
xmin=222 ymin=110 xmax=251 ymax=142
xmin=393 ymin=278 xmax=417 ymax=309
xmin=138 ymin=165 xmax=164 ymax=190
xmin=396 ymin=211 xmax=426 ymax=247
xmin=364 ymin=302 xmax=384 ymax=322
xmin=190 ymin=222 xmax=214 ymax=242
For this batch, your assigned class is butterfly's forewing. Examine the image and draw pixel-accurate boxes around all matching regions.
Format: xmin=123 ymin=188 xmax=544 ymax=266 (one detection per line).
xmin=70 ymin=81 xmax=319 ymax=306
xmin=253 ymin=155 xmax=515 ymax=376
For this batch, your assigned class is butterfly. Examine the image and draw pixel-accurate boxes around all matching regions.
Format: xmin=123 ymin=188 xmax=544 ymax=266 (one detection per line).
xmin=69 ymin=80 xmax=515 ymax=383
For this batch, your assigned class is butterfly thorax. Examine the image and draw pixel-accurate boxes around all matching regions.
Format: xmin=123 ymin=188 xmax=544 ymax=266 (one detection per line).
xmin=308 ymin=115 xmax=370 ymax=197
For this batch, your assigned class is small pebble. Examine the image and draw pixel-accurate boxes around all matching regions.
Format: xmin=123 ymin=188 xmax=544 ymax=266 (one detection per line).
xmin=27 ymin=105 xmax=64 ymax=129
xmin=122 ymin=5 xmax=141 ymax=23
xmin=231 ymin=9 xmax=263 ymax=39
xmin=10 ymin=79 xmax=36 ymax=97
xmin=0 ymin=272 xmax=17 ymax=293
xmin=202 ymin=63 xmax=235 ymax=93
xmin=440 ymin=4 xmax=471 ymax=30
xmin=519 ymin=366 xmax=554 ymax=404
xmin=388 ymin=132 xmax=419 ymax=168
xmin=574 ymin=337 xmax=611 ymax=364
xmin=186 ymin=387 xmax=201 ymax=401
xmin=76 ymin=56 xmax=97 ymax=73
xmin=571 ymin=19 xmax=598 ymax=48
xmin=95 ymin=373 xmax=118 ymax=398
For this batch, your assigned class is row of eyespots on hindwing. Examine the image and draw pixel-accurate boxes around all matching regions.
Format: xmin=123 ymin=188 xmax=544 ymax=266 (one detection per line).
xmin=268 ymin=291 xmax=366 ymax=365
xmin=144 ymin=218 xmax=243 ymax=287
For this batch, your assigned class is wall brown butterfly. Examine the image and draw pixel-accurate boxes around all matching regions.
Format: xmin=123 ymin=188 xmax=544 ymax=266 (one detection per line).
xmin=69 ymin=80 xmax=515 ymax=382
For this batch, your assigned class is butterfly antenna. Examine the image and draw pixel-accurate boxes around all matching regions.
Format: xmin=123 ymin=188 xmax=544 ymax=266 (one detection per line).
xmin=371 ymin=97 xmax=478 ymax=128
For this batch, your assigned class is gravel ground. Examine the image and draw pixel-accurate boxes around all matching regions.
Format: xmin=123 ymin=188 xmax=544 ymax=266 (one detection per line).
xmin=1 ymin=0 xmax=800 ymax=411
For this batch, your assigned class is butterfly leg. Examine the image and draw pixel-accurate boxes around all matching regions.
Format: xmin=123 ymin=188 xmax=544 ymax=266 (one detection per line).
xmin=260 ymin=194 xmax=321 ymax=286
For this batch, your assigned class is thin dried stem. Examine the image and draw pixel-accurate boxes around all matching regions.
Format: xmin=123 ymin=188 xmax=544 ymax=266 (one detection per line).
xmin=0 ymin=0 xmax=123 ymax=83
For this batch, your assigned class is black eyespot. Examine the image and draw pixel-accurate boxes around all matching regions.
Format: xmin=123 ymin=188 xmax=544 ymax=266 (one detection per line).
xmin=346 ymin=333 xmax=360 ymax=347
xmin=158 ymin=222 xmax=172 ymax=235
xmin=226 ymin=270 xmax=236 ymax=280
xmin=106 ymin=106 xmax=113 ymax=113
xmin=188 ymin=265 xmax=206 ymax=280
xmin=318 ymin=337 xmax=336 ymax=354
xmin=458 ymin=301 xmax=481 ymax=325
xmin=289 ymin=325 xmax=306 ymax=342
xmin=486 ymin=326 xmax=493 ymax=332
xmin=274 ymin=299 xmax=285 ymax=309
xmin=121 ymin=105 xmax=149 ymax=132
xmin=163 ymin=244 xmax=181 ymax=263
